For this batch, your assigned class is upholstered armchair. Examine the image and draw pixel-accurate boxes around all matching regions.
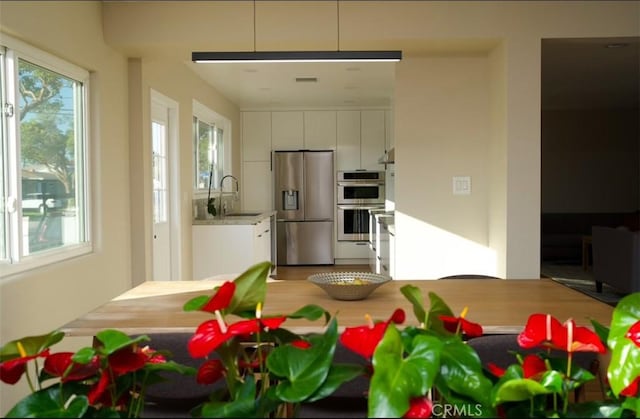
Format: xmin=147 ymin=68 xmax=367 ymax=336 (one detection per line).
xmin=591 ymin=226 xmax=640 ymax=294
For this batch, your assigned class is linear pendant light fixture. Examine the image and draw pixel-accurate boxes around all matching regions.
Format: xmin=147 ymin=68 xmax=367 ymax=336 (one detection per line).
xmin=192 ymin=50 xmax=402 ymax=63
xmin=192 ymin=1 xmax=401 ymax=64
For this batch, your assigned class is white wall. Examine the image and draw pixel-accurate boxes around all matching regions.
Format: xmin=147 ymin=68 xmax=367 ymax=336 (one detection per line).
xmin=394 ymin=56 xmax=495 ymax=279
xmin=0 ymin=2 xmax=131 ymax=412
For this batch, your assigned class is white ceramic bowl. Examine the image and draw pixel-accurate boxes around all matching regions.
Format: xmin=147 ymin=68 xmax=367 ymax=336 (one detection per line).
xmin=307 ymin=272 xmax=391 ymax=301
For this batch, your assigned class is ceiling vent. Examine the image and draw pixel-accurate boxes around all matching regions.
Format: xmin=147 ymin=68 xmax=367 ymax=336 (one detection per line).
xmin=295 ymin=77 xmax=318 ymax=83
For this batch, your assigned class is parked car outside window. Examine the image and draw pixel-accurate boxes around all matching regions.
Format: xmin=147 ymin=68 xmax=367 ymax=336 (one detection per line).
xmin=22 ymin=193 xmax=66 ymax=214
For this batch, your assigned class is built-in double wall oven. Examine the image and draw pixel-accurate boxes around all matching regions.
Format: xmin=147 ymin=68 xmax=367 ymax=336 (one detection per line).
xmin=337 ymin=170 xmax=385 ymax=241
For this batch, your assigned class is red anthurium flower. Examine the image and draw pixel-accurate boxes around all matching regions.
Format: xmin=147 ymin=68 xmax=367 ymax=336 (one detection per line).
xmin=518 ymin=313 xmax=566 ymax=350
xmin=404 ymin=396 xmax=433 ymax=418
xmin=620 ymin=375 xmax=640 ymax=397
xmin=518 ymin=314 xmax=606 ymax=353
xmin=564 ymin=319 xmax=606 ymax=353
xmin=196 ymin=359 xmax=225 ymax=385
xmin=291 ymin=340 xmax=311 ymax=349
xmin=87 ymin=369 xmax=111 ymax=405
xmin=189 ymin=319 xmax=229 ymax=358
xmin=487 ymin=362 xmax=505 ymax=378
xmin=189 ymin=316 xmax=287 ymax=358
xmin=108 ymin=346 xmax=148 ymax=375
xmin=260 ymin=316 xmax=287 ymax=331
xmin=522 ymin=354 xmax=547 ymax=379
xmin=390 ymin=308 xmax=406 ymax=324
xmin=43 ymin=352 xmax=100 ymax=382
xmin=0 ymin=348 xmax=50 ymax=385
xmin=340 ymin=309 xmax=406 ymax=359
xmin=626 ymin=321 xmax=640 ymax=348
xmin=439 ymin=307 xmax=483 ymax=339
xmin=141 ymin=346 xmax=167 ymax=364
xmin=202 ymin=281 xmax=236 ymax=313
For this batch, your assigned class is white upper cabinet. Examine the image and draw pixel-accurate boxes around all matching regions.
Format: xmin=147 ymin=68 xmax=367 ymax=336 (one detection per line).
xmin=336 ymin=110 xmax=361 ymax=170
xmin=304 ymin=111 xmax=337 ymax=150
xmin=242 ymin=112 xmax=271 ymax=161
xmin=360 ymin=110 xmax=386 ymax=170
xmin=272 ymin=111 xmax=303 ymax=151
xmin=242 ymin=161 xmax=272 ymax=211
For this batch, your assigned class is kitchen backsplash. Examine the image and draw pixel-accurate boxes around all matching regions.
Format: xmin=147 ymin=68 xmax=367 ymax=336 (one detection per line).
xmin=192 ymin=192 xmax=239 ymax=220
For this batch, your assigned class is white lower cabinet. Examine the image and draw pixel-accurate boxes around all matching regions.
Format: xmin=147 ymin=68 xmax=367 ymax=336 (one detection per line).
xmin=335 ymin=241 xmax=369 ymax=262
xmin=192 ymin=218 xmax=272 ymax=280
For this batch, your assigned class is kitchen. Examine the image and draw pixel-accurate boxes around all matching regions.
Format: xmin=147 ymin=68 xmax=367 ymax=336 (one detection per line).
xmin=191 ymin=106 xmax=397 ymax=280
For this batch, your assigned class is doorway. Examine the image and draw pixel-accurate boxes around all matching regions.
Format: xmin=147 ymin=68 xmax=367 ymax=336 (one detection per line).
xmin=150 ymin=90 xmax=181 ymax=281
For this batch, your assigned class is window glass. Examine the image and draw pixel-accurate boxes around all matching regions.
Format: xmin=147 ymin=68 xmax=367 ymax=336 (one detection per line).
xmin=193 ymin=104 xmax=228 ymax=193
xmin=1 ymin=35 xmax=90 ymax=275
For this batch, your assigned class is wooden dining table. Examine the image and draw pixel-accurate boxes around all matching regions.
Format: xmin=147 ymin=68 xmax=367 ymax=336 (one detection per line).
xmin=60 ymin=277 xmax=615 ymax=337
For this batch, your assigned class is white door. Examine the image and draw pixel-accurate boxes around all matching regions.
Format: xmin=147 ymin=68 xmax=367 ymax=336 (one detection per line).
xmin=151 ymin=101 xmax=172 ymax=281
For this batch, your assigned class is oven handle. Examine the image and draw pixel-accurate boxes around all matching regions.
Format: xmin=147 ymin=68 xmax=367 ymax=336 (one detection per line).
xmin=337 ymin=182 xmax=384 ymax=187
xmin=337 ymin=205 xmax=386 ymax=210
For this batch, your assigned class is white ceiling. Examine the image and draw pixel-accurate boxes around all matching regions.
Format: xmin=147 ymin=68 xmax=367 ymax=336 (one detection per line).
xmin=186 ymin=37 xmax=639 ymax=111
xmin=187 ymin=60 xmax=397 ymax=109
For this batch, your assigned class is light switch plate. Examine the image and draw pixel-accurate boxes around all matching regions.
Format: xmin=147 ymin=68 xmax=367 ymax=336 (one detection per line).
xmin=453 ymin=176 xmax=471 ymax=195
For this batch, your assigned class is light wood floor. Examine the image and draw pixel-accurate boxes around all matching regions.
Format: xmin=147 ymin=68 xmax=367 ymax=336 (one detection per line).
xmin=272 ymin=264 xmax=371 ymax=280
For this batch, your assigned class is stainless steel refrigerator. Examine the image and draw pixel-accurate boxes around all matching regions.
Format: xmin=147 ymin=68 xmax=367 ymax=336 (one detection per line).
xmin=274 ymin=150 xmax=334 ymax=265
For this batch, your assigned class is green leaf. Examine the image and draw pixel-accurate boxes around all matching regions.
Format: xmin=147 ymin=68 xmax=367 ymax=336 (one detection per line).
xmin=306 ymin=363 xmax=367 ymax=402
xmin=438 ymin=336 xmax=493 ymax=405
xmin=369 ymin=324 xmax=443 ymax=418
xmin=0 ymin=330 xmax=65 ymax=361
xmin=426 ymin=292 xmax=455 ymax=334
xmin=400 ymin=284 xmax=427 ymax=325
xmin=286 ymin=304 xmax=331 ymax=324
xmin=200 ymin=375 xmax=258 ymax=417
xmin=144 ymin=359 xmax=197 ymax=375
xmin=538 ymin=369 xmax=564 ymax=394
xmin=590 ymin=319 xmax=610 ymax=345
xmin=182 ymin=294 xmax=211 ymax=312
xmin=564 ymin=401 xmax=626 ymax=418
xmin=268 ymin=318 xmax=338 ymax=402
xmin=94 ymin=329 xmax=149 ymax=355
xmin=607 ymin=292 xmax=640 ymax=396
xmin=494 ymin=378 xmax=552 ymax=403
xmin=6 ymin=386 xmax=89 ymax=418
xmin=227 ymin=261 xmax=271 ymax=314
xmin=70 ymin=347 xmax=96 ymax=364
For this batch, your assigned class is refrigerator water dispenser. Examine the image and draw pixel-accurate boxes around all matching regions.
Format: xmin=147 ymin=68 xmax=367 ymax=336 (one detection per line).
xmin=283 ymin=190 xmax=299 ymax=210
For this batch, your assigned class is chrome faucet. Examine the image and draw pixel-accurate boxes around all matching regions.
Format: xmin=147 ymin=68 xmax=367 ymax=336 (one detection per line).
xmin=219 ymin=175 xmax=239 ymax=215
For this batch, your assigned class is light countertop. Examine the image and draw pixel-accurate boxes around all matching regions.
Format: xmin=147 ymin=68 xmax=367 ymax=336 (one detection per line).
xmin=192 ymin=210 xmax=276 ymax=226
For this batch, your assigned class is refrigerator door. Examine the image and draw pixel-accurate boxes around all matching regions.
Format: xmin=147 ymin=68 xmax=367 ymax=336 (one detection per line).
xmin=277 ymin=220 xmax=334 ymax=265
xmin=274 ymin=151 xmax=304 ymax=221
xmin=304 ymin=151 xmax=334 ymax=221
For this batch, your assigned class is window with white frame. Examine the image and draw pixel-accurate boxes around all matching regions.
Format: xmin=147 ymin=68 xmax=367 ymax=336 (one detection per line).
xmin=1 ymin=34 xmax=91 ymax=276
xmin=193 ymin=100 xmax=230 ymax=193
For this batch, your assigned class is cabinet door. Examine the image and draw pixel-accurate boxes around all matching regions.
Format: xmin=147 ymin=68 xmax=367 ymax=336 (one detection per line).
xmin=304 ymin=111 xmax=336 ymax=150
xmin=242 ymin=112 xmax=271 ymax=161
xmin=272 ymin=111 xmax=303 ymax=150
xmin=253 ymin=218 xmax=271 ymax=265
xmin=335 ymin=241 xmax=369 ymax=259
xmin=361 ymin=110 xmax=386 ymax=170
xmin=336 ymin=110 xmax=361 ymax=170
xmin=192 ymin=225 xmax=253 ymax=279
xmin=242 ymin=161 xmax=272 ymax=211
